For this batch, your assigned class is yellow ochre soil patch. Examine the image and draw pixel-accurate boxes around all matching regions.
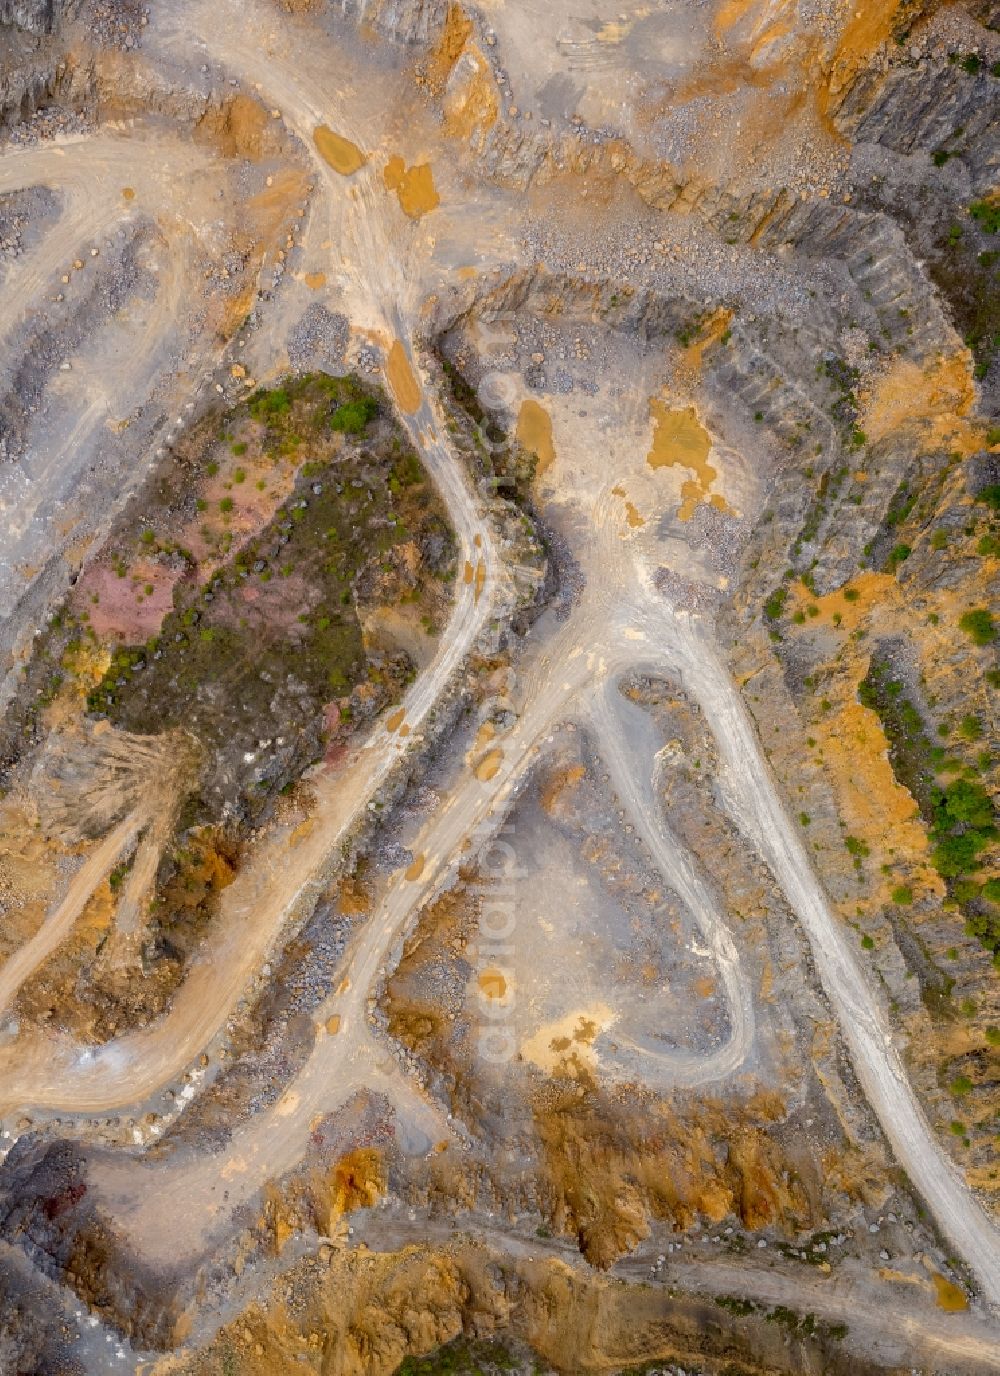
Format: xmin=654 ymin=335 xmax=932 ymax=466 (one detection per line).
xmin=425 ymin=2 xmax=473 ymax=89
xmin=303 ymin=271 xmax=326 ymax=290
xmin=386 ymin=339 xmax=422 ymax=414
xmin=792 ymin=569 xmax=893 ymax=635
xmin=383 ymin=156 xmax=440 ymax=219
xmin=313 ymin=125 xmax=366 ymax=175
xmin=405 ymin=853 xmax=426 ymax=882
xmin=234 ymin=166 xmax=309 ymax=309
xmin=861 ymin=353 xmax=983 ymax=456
xmin=516 ymin=399 xmax=555 ymax=479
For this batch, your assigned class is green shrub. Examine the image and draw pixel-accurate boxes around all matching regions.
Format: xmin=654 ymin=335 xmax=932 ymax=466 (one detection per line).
xmin=764 ymin=587 xmax=787 ymax=620
xmin=891 ymin=884 xmax=913 ymax=905
xmin=888 ymin=542 xmax=912 ymax=570
xmin=249 ymin=387 xmax=291 ymax=419
xmin=959 ymin=714 xmax=983 ymax=741
xmin=220 ymin=497 xmax=234 ymax=514
xmin=970 ymin=199 xmax=1000 ymax=235
xmin=959 ymin=608 xmax=996 ymax=644
xmin=950 ymin=1074 xmax=973 ymax=1096
xmin=330 ymin=398 xmax=378 ymax=434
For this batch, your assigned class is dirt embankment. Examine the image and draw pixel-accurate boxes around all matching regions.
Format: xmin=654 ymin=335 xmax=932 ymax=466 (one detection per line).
xmin=157 ymin=1236 xmax=894 ymax=1376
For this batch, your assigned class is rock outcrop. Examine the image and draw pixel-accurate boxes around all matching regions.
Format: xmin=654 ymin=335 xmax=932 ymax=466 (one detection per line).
xmin=0 ymin=0 xmax=61 ymax=34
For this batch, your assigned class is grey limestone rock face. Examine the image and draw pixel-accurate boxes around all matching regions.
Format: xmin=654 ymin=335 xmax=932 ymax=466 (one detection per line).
xmin=0 ymin=0 xmax=61 ymax=35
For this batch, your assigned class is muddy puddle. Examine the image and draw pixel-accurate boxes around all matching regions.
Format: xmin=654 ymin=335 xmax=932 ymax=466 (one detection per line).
xmin=313 ymin=125 xmax=366 ymax=175
xmin=477 ymin=969 xmax=508 ymax=1000
xmin=383 ymin=156 xmax=439 ymax=218
xmin=930 ymin=1271 xmax=968 ymax=1312
xmin=647 ymin=399 xmax=732 ymax=521
xmin=475 ymin=747 xmax=503 ymax=782
xmin=516 ymin=399 xmax=555 ymax=478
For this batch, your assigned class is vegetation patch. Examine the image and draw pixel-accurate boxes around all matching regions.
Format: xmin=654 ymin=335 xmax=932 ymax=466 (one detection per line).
xmin=85 ymin=374 xmax=454 ymax=818
xmin=394 ymin=1339 xmax=522 ymax=1376
xmin=859 ymin=656 xmax=1000 ymax=964
xmin=928 ymin=221 xmax=1000 ymax=381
